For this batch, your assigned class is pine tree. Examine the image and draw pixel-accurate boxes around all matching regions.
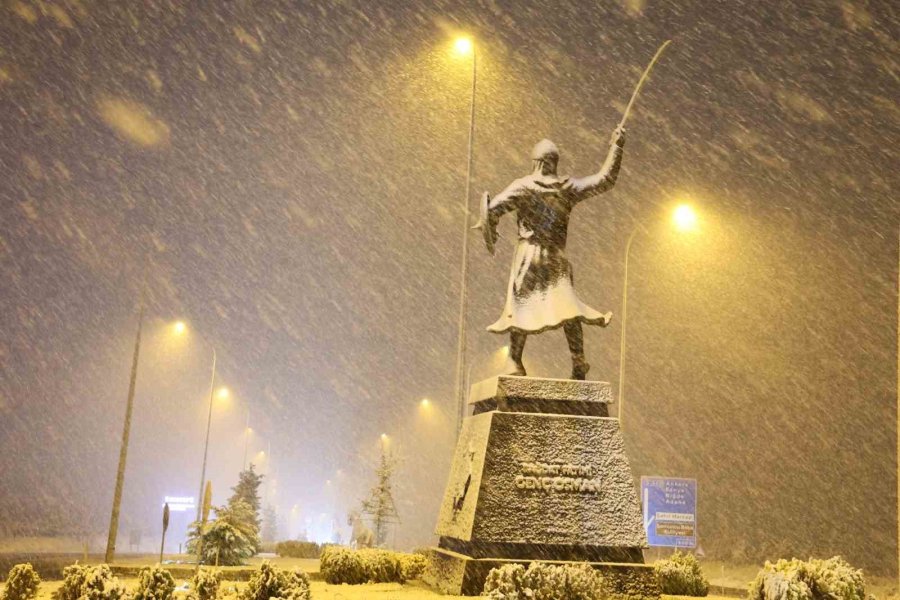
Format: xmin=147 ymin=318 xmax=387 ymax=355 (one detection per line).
xmin=360 ymin=447 xmax=399 ymax=547
xmin=229 ymin=464 xmax=264 ymax=532
xmin=186 ymin=499 xmax=259 ymax=566
xmin=260 ymin=505 xmax=278 ymax=544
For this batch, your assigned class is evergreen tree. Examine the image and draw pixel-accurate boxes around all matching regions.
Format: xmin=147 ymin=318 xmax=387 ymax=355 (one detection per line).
xmin=229 ymin=464 xmax=264 ymax=533
xmin=360 ymin=448 xmax=399 ymax=547
xmin=260 ymin=505 xmax=278 ymax=544
xmin=186 ymin=499 xmax=259 ymax=566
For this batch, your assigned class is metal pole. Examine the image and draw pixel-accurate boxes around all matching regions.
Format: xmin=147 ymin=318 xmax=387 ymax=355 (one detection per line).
xmin=618 ymin=225 xmax=642 ymax=425
xmin=104 ymin=300 xmax=145 ymax=564
xmin=196 ymin=348 xmax=217 ymax=522
xmin=242 ymin=408 xmax=250 ymax=469
xmin=454 ymin=45 xmax=477 ymax=436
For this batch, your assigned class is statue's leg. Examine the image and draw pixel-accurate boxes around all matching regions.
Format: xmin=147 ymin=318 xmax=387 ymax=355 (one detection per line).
xmin=564 ymin=320 xmax=590 ymax=380
xmin=505 ymin=330 xmax=527 ymax=376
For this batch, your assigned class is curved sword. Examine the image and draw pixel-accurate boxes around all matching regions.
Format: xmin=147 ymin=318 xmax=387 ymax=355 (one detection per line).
xmin=618 ymin=39 xmax=672 ymax=129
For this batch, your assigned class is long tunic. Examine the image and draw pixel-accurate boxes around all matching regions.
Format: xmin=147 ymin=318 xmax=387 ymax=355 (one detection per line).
xmin=482 ymin=143 xmax=623 ymax=334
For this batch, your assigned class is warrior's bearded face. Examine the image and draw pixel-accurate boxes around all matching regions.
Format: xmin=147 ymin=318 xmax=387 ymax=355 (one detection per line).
xmin=531 ymin=138 xmax=559 ymax=176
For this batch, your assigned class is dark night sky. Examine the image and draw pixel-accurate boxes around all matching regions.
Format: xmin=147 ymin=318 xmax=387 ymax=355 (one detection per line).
xmin=0 ymin=0 xmax=897 ymax=572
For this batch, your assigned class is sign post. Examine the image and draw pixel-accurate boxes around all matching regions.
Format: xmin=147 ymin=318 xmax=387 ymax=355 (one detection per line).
xmin=159 ymin=503 xmax=170 ymax=564
xmin=641 ymin=476 xmax=697 ymax=548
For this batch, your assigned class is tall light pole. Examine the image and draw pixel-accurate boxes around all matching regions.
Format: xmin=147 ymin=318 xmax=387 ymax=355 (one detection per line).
xmin=618 ymin=204 xmax=698 ymax=425
xmin=453 ymin=35 xmax=476 ymax=436
xmin=242 ymin=409 xmax=251 ymax=469
xmin=196 ymin=349 xmax=220 ymax=522
xmin=104 ymin=301 xmax=145 ymax=564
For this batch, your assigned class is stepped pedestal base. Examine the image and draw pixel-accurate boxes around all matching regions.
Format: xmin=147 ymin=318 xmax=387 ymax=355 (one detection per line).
xmin=423 ymin=547 xmax=660 ymax=597
xmin=425 ymin=376 xmax=655 ymax=596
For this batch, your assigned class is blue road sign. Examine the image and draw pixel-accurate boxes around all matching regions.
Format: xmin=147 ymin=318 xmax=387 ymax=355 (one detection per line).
xmin=641 ymin=476 xmax=697 ymax=548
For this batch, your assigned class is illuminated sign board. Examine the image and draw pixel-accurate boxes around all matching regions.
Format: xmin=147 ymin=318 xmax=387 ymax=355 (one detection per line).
xmin=641 ymin=477 xmax=697 ymax=548
xmin=163 ymin=496 xmax=196 ymax=512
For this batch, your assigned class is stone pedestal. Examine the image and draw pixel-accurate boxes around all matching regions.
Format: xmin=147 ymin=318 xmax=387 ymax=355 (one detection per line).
xmin=424 ymin=376 xmax=656 ymax=597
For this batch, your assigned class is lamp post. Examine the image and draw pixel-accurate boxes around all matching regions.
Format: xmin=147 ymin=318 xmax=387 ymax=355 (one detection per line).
xmin=196 ymin=350 xmax=223 ymax=522
xmin=618 ymin=204 xmax=698 ymax=425
xmin=242 ymin=409 xmax=251 ymax=469
xmin=104 ymin=301 xmax=145 ymax=564
xmin=452 ymin=35 xmax=476 ymax=437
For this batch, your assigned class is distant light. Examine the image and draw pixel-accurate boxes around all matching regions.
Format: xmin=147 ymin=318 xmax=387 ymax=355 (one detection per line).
xmin=216 ymin=387 xmax=229 ymax=400
xmin=672 ymin=204 xmax=698 ymax=232
xmin=173 ymin=321 xmax=187 ymax=335
xmin=420 ymin=398 xmax=431 ymax=408
xmin=163 ymin=496 xmax=195 ymax=512
xmin=325 ymin=479 xmax=332 ymax=486
xmin=454 ymin=36 xmax=473 ymax=55
xmin=381 ymin=433 xmax=389 ymax=440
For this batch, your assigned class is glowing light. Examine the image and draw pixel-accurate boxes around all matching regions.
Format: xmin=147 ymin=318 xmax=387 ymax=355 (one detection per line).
xmin=172 ymin=321 xmax=187 ymax=335
xmin=380 ymin=433 xmax=389 ymax=440
xmin=216 ymin=387 xmax=229 ymax=400
xmin=420 ymin=398 xmax=431 ymax=408
xmin=454 ymin=36 xmax=473 ymax=55
xmin=672 ymin=204 xmax=698 ymax=232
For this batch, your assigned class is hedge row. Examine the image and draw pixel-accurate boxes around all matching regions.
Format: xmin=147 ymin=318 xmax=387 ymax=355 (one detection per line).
xmin=318 ymin=547 xmax=426 ymax=585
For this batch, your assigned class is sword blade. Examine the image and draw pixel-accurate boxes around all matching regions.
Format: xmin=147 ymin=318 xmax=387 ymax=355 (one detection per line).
xmin=619 ymin=39 xmax=672 ymax=128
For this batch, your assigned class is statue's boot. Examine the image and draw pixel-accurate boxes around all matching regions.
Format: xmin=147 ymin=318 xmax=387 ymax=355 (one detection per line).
xmin=502 ymin=356 xmax=527 ymax=377
xmin=571 ymin=358 xmax=590 ymax=381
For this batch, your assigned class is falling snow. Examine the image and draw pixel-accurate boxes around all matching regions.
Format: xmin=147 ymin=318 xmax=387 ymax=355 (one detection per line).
xmin=0 ymin=0 xmax=897 ymax=579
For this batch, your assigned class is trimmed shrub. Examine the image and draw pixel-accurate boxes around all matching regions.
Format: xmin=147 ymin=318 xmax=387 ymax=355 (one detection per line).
xmin=3 ymin=563 xmax=41 ymax=600
xmin=274 ymin=541 xmax=321 ymax=559
xmin=398 ymin=553 xmax=427 ymax=582
xmin=188 ymin=569 xmax=220 ymax=600
xmin=748 ymin=557 xmax=866 ymax=600
xmin=241 ymin=561 xmax=310 ymax=600
xmin=319 ymin=547 xmax=366 ymax=585
xmin=483 ymin=564 xmax=526 ymax=600
xmin=655 ymin=550 xmax=709 ymax=596
xmin=132 ymin=566 xmax=174 ymax=600
xmin=58 ymin=564 xmax=128 ymax=600
xmin=319 ymin=547 xmax=426 ymax=585
xmin=482 ymin=562 xmax=609 ymax=600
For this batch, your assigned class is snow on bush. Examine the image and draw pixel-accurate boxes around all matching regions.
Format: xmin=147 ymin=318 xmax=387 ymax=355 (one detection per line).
xmin=58 ymin=564 xmax=128 ymax=600
xmin=274 ymin=541 xmax=321 ymax=559
xmin=241 ymin=561 xmax=310 ymax=600
xmin=483 ymin=564 xmax=526 ymax=600
xmin=319 ymin=547 xmax=425 ymax=584
xmin=482 ymin=562 xmax=609 ymax=600
xmin=132 ymin=566 xmax=175 ymax=600
xmin=748 ymin=557 xmax=866 ymax=600
xmin=398 ymin=552 xmax=427 ymax=582
xmin=188 ymin=569 xmax=220 ymax=600
xmin=654 ymin=550 xmax=709 ymax=596
xmin=2 ymin=563 xmax=41 ymax=600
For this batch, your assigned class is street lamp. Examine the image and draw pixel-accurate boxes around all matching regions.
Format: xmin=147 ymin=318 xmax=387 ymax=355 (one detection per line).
xmin=104 ymin=301 xmax=146 ymax=564
xmin=451 ymin=34 xmax=477 ymax=438
xmin=672 ymin=204 xmax=698 ymax=232
xmin=618 ymin=204 xmax=700 ymax=425
xmin=196 ymin=345 xmax=221 ymax=522
xmin=106 ymin=313 xmax=190 ymax=562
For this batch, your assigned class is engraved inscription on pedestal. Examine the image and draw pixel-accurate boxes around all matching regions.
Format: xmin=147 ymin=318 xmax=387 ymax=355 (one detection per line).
xmin=425 ymin=376 xmax=652 ymax=596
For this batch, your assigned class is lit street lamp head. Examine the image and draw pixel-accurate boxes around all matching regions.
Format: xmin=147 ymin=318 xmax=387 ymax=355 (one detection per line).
xmin=454 ymin=36 xmax=473 ymax=55
xmin=172 ymin=321 xmax=186 ymax=336
xmin=672 ymin=204 xmax=699 ymax=232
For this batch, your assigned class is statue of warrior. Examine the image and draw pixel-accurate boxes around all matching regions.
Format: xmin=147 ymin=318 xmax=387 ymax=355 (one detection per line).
xmin=476 ymin=127 xmax=625 ymax=380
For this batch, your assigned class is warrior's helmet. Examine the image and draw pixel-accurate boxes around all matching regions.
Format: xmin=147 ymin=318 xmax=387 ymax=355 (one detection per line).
xmin=531 ymin=139 xmax=559 ymax=174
